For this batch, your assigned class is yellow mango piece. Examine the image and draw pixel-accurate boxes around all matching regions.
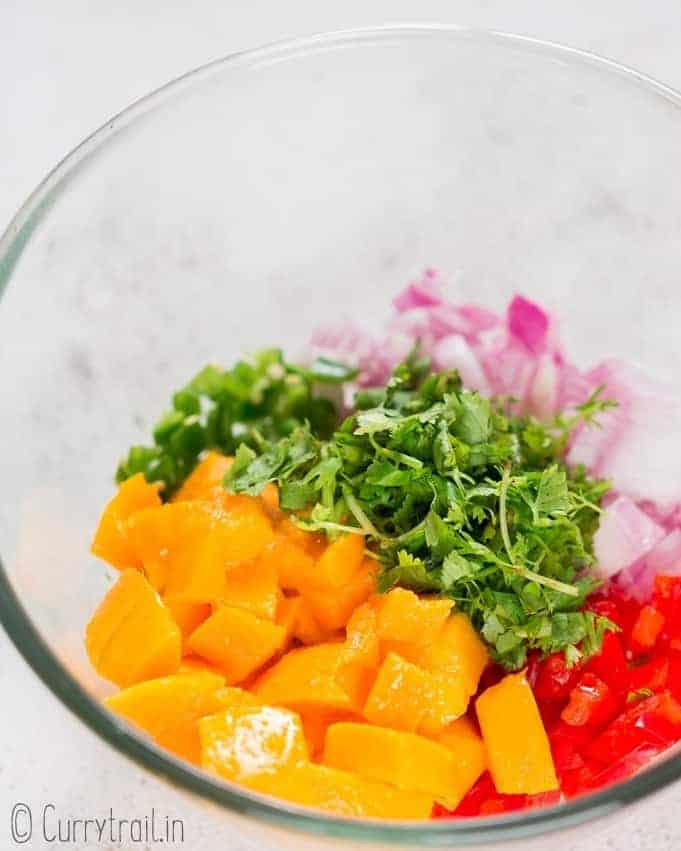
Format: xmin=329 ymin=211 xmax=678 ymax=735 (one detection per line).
xmin=254 ymin=643 xmax=360 ymax=713
xmin=128 ymin=498 xmax=273 ymax=601
xmin=218 ymin=557 xmax=279 ymax=620
xmin=213 ymin=686 xmax=263 ymax=710
xmin=376 ymin=588 xmax=452 ymax=660
xmin=86 ymin=569 xmax=181 ymax=687
xmin=314 ymin=533 xmax=365 ymax=588
xmin=105 ymin=671 xmax=225 ymax=763
xmin=266 ymin=535 xmax=316 ymax=591
xmin=343 ymin=601 xmax=381 ymax=670
xmin=200 ymin=705 xmax=308 ymax=782
xmin=304 ymin=558 xmax=377 ymax=631
xmin=323 ymin=722 xmax=473 ymax=810
xmin=418 ymin=671 xmax=470 ymax=736
xmin=417 ymin=612 xmax=488 ymax=696
xmin=91 ymin=474 xmax=161 ymax=569
xmin=276 ymin=515 xmax=327 ymax=557
xmin=298 ymin=709 xmax=359 ymax=759
xmin=165 ymin=599 xmax=211 ymax=643
xmin=247 ymin=762 xmax=434 ymax=819
xmin=476 ymin=671 xmax=558 ymax=794
xmin=173 ymin=451 xmax=233 ymax=502
xmin=275 ymin=595 xmax=301 ymax=652
xmin=363 ymin=652 xmax=467 ymax=734
xmin=187 ymin=606 xmax=286 ymax=684
xmin=431 ymin=717 xmax=486 ymax=799
xmin=362 ymin=652 xmax=431 ymax=732
xmin=178 ymin=656 xmax=226 ymax=677
xmin=292 ymin=597 xmax=342 ymax=646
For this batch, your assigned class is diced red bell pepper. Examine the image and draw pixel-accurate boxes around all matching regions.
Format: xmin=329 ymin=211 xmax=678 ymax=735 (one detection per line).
xmin=479 ymin=794 xmax=526 ymax=816
xmin=560 ymin=763 xmax=601 ymax=798
xmin=586 ymin=744 xmax=667 ymax=791
xmin=525 ymin=650 xmax=542 ymax=688
xmin=630 ymin=605 xmax=665 ymax=655
xmin=549 ymin=719 xmax=594 ymax=775
xmin=524 ymin=790 xmax=561 ymax=809
xmin=587 ymin=598 xmax=624 ymax=629
xmin=666 ymin=654 xmax=681 ymax=703
xmin=585 ymin=631 xmax=629 ymax=694
xmin=652 ymin=575 xmax=681 ymax=622
xmin=586 ymin=691 xmax=681 ymax=766
xmin=627 ymin=656 xmax=669 ymax=694
xmin=561 ymin=673 xmax=620 ymax=727
xmin=534 ymin=652 xmax=582 ymax=702
xmin=453 ymin=773 xmax=497 ymax=816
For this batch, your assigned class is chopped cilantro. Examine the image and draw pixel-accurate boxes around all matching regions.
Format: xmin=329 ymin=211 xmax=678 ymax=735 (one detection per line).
xmin=226 ymin=348 xmax=616 ymax=669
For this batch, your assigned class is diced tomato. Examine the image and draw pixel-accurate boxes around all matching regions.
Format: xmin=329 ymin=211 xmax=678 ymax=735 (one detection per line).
xmin=585 ymin=631 xmax=628 ymax=694
xmin=525 ymin=650 xmax=542 ymax=688
xmin=560 ymin=762 xmax=601 ymax=798
xmin=667 ymin=654 xmax=681 ymax=703
xmin=587 ymin=598 xmax=624 ymax=629
xmin=627 ymin=656 xmax=669 ymax=694
xmin=586 ymin=744 xmax=667 ymax=791
xmin=586 ymin=692 xmax=681 ymax=766
xmin=630 ymin=605 xmax=665 ymax=655
xmin=479 ymin=794 xmax=526 ymax=815
xmin=453 ymin=773 xmax=497 ymax=817
xmin=652 ymin=576 xmax=681 ymax=622
xmin=549 ymin=719 xmax=594 ymax=775
xmin=534 ymin=653 xmax=582 ymax=702
xmin=524 ymin=790 xmax=561 ymax=808
xmin=561 ymin=673 xmax=620 ymax=727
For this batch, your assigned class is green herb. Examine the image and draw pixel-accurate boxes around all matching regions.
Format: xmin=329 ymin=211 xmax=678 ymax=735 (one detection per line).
xmin=626 ymin=687 xmax=654 ymax=704
xmin=116 ymin=350 xmax=357 ymax=496
xmin=226 ymin=349 xmax=616 ymax=669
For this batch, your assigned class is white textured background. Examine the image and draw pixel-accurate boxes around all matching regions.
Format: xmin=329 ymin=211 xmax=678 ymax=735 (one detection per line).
xmin=2 ymin=2 xmax=681 ymax=849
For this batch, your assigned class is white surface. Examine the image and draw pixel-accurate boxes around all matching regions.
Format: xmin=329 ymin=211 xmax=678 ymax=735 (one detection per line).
xmin=2 ymin=2 xmax=681 ymax=849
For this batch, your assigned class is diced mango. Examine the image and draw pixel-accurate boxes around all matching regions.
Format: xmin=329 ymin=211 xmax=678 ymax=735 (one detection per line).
xmin=343 ymin=601 xmax=381 ymax=670
xmin=105 ymin=671 xmax=225 ymax=763
xmin=173 ymin=452 xmax=233 ymax=502
xmin=255 ymin=643 xmax=361 ymax=713
xmin=86 ymin=569 xmax=181 ymax=687
xmin=263 ymin=535 xmax=315 ymax=592
xmin=299 ymin=709 xmax=358 ymax=759
xmin=247 ymin=762 xmax=434 ymax=819
xmin=200 ymin=705 xmax=307 ymax=782
xmin=431 ymin=717 xmax=487 ymax=799
xmin=165 ymin=599 xmax=211 ymax=643
xmin=304 ymin=558 xmax=376 ymax=631
xmin=91 ymin=474 xmax=161 ymax=569
xmin=418 ymin=672 xmax=470 ymax=736
xmin=314 ymin=533 xmax=365 ymax=587
xmin=213 ymin=686 xmax=263 ymax=710
xmin=376 ymin=589 xmax=452 ymax=660
xmin=127 ymin=498 xmax=273 ymax=600
xmin=188 ymin=606 xmax=286 ymax=684
xmin=323 ymin=722 xmax=474 ymax=809
xmin=275 ymin=595 xmax=302 ymax=652
xmin=218 ymin=557 xmax=279 ymax=620
xmin=178 ymin=656 xmax=226 ymax=677
xmin=363 ymin=652 xmax=468 ymax=734
xmin=277 ymin=516 xmax=327 ymax=557
xmin=363 ymin=652 xmax=431 ymax=732
xmin=476 ymin=671 xmax=558 ymax=794
xmin=292 ymin=597 xmax=342 ymax=646
xmin=417 ymin=612 xmax=488 ymax=696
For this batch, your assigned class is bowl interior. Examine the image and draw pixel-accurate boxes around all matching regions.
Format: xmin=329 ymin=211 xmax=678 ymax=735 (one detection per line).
xmin=2 ymin=27 xmax=681 ymax=845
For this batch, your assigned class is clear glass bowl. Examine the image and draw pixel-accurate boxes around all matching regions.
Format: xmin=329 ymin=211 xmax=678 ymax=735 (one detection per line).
xmin=2 ymin=26 xmax=681 ymax=848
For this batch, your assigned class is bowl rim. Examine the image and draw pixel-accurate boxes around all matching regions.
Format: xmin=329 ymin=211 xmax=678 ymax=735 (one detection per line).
xmin=2 ymin=24 xmax=681 ymax=845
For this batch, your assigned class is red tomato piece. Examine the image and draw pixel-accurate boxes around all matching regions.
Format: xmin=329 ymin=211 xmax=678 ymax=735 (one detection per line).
xmin=587 ymin=598 xmax=624 ymax=629
xmin=627 ymin=656 xmax=669 ymax=694
xmin=534 ymin=652 xmax=582 ymax=702
xmin=630 ymin=605 xmax=665 ymax=655
xmin=452 ymin=773 xmax=497 ymax=817
xmin=586 ymin=692 xmax=681 ymax=766
xmin=652 ymin=576 xmax=681 ymax=622
xmin=585 ymin=632 xmax=628 ymax=694
xmin=561 ymin=673 xmax=620 ymax=728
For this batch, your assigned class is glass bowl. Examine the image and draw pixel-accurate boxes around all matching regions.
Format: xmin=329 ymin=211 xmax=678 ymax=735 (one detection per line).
xmin=2 ymin=25 xmax=681 ymax=848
